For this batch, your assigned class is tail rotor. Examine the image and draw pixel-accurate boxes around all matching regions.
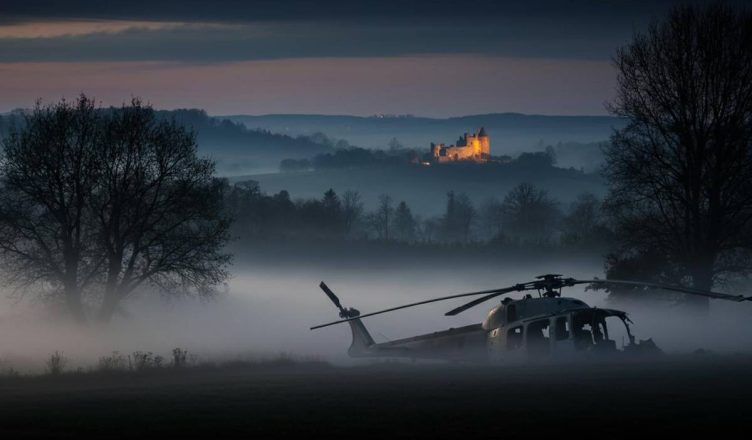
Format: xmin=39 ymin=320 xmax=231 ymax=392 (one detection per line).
xmin=320 ymin=281 xmax=361 ymax=319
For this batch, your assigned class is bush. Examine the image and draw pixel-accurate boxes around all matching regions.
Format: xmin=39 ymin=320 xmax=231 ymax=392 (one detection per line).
xmin=97 ymin=351 xmax=128 ymax=372
xmin=130 ymin=351 xmax=164 ymax=371
xmin=45 ymin=351 xmax=67 ymax=376
xmin=171 ymin=348 xmax=189 ymax=368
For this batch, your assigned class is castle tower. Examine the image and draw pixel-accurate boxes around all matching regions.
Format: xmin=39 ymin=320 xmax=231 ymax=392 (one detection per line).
xmin=478 ymin=127 xmax=490 ymax=157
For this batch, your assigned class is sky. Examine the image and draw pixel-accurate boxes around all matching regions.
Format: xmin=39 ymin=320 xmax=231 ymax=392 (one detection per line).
xmin=0 ymin=0 xmax=719 ymax=117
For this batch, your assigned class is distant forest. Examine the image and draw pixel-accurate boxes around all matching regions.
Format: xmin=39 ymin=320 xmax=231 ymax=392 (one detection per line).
xmin=226 ymin=113 xmax=622 ymax=154
xmin=222 ymin=180 xmax=611 ymax=252
xmin=279 ymin=141 xmax=562 ymax=172
xmin=2 ymin=109 xmax=609 ymax=175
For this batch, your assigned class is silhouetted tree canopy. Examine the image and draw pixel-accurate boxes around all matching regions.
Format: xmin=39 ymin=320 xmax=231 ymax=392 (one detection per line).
xmin=560 ymin=193 xmax=610 ymax=248
xmin=369 ymin=194 xmax=395 ymax=241
xmin=309 ymin=146 xmax=417 ymax=169
xmin=392 ymin=201 xmax=417 ymax=242
xmin=441 ymin=191 xmax=476 ymax=243
xmin=479 ymin=197 xmax=504 ymax=239
xmin=0 ymin=96 xmax=231 ymax=322
xmin=603 ymin=4 xmax=752 ymax=306
xmin=501 ymin=183 xmax=560 ymax=244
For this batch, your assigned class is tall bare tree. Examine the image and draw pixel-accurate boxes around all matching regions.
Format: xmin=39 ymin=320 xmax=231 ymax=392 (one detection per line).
xmin=392 ymin=201 xmax=417 ymax=242
xmin=342 ymin=190 xmax=364 ymax=235
xmin=370 ymin=194 xmax=394 ymax=241
xmin=0 ymin=96 xmax=231 ymax=322
xmin=604 ymin=4 xmax=752 ymax=308
xmin=94 ymin=100 xmax=231 ymax=320
xmin=0 ymin=97 xmax=102 ymax=321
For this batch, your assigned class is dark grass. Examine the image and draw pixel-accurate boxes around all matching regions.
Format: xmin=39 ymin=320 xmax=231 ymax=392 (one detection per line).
xmin=0 ymin=356 xmax=749 ymax=438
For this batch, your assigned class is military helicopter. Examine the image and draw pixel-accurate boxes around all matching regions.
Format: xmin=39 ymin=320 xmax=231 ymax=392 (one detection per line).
xmin=311 ymin=274 xmax=751 ymax=362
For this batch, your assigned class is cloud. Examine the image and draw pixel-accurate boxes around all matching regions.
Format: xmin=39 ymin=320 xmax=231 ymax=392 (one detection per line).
xmin=0 ymin=0 xmax=695 ymax=63
xmin=0 ymin=18 xmax=635 ymax=63
xmin=0 ymin=57 xmax=616 ymax=117
xmin=0 ymin=0 xmax=675 ymax=23
xmin=0 ymin=20 xmax=186 ymax=39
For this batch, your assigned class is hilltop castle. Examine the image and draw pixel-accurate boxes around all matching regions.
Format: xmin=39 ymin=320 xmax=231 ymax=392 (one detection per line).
xmin=430 ymin=128 xmax=490 ymax=163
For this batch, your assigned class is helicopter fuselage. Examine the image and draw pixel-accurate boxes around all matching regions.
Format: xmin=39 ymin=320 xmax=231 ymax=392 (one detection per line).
xmin=347 ymin=296 xmax=650 ymax=362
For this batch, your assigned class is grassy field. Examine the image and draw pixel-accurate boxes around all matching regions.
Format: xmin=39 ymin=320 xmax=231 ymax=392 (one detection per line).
xmin=0 ymin=356 xmax=749 ymax=438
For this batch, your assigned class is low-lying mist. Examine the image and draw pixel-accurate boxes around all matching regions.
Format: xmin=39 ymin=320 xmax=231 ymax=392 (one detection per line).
xmin=2 ymin=256 xmax=751 ymax=373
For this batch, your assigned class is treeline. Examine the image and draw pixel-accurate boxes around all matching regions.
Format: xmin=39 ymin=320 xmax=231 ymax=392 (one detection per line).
xmin=223 ymin=181 xmax=611 ymax=249
xmin=279 ymin=138 xmax=418 ymax=171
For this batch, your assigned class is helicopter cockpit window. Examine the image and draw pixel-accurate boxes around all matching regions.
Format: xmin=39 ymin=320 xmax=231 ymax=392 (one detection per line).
xmin=526 ymin=319 xmax=550 ymax=355
xmin=507 ymin=326 xmax=523 ymax=350
xmin=605 ymin=316 xmax=629 ymax=349
xmin=554 ymin=317 xmax=570 ymax=340
xmin=572 ymin=313 xmax=594 ymax=349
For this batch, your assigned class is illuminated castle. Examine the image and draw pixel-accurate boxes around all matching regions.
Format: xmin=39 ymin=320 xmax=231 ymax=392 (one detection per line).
xmin=430 ymin=128 xmax=490 ymax=163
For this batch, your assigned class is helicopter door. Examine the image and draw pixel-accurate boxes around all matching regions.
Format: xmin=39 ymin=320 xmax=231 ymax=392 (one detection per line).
xmin=492 ymin=325 xmax=525 ymax=363
xmin=525 ymin=319 xmax=551 ymax=358
xmin=551 ymin=315 xmax=576 ymax=356
xmin=507 ymin=326 xmax=524 ymax=350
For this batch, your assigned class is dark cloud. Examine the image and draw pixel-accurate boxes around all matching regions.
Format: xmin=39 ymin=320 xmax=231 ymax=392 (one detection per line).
xmin=0 ymin=0 xmax=677 ymax=23
xmin=0 ymin=19 xmax=636 ymax=62
xmin=0 ymin=0 xmax=738 ymax=63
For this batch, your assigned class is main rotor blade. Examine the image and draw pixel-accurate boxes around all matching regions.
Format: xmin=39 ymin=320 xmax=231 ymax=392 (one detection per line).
xmin=444 ymin=286 xmax=524 ymax=316
xmin=573 ymin=279 xmax=751 ymax=302
xmin=310 ymin=285 xmax=524 ymax=330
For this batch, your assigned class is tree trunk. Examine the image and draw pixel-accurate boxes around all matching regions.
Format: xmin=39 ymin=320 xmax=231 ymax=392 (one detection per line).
xmin=99 ymin=258 xmax=123 ymax=322
xmin=64 ymin=285 xmax=86 ymax=323
xmin=685 ymin=257 xmax=713 ymax=314
xmin=98 ymin=291 xmax=120 ymax=322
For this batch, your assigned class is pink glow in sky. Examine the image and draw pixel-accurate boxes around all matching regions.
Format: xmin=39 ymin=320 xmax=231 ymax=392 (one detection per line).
xmin=0 ymin=55 xmax=615 ymax=116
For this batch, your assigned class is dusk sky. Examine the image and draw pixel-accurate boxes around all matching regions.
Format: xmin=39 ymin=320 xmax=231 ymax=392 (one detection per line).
xmin=0 ymin=0 xmax=714 ymax=117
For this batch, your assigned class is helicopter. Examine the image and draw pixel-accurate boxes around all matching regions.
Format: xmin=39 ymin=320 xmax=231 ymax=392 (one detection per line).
xmin=311 ymin=274 xmax=752 ymax=362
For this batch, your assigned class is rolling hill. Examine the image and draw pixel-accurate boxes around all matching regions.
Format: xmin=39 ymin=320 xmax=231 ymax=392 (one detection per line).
xmin=225 ymin=113 xmax=624 ymax=154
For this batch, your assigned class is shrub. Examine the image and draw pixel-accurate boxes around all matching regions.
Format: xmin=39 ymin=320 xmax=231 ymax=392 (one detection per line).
xmin=130 ymin=351 xmax=164 ymax=371
xmin=171 ymin=348 xmax=189 ymax=368
xmin=97 ymin=351 xmax=128 ymax=372
xmin=45 ymin=351 xmax=67 ymax=376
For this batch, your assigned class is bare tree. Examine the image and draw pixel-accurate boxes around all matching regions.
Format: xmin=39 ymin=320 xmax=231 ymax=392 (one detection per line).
xmin=0 ymin=96 xmax=102 ymax=321
xmin=0 ymin=96 xmax=231 ymax=322
xmin=603 ymin=4 xmax=752 ymax=308
xmin=561 ymin=193 xmax=607 ymax=247
xmin=392 ymin=201 xmax=417 ymax=242
xmin=441 ymin=191 xmax=476 ymax=243
xmin=342 ymin=190 xmax=364 ymax=235
xmin=94 ymin=100 xmax=231 ymax=320
xmin=370 ymin=194 xmax=394 ymax=241
xmin=501 ymin=183 xmax=560 ymax=243
xmin=479 ymin=197 xmax=504 ymax=239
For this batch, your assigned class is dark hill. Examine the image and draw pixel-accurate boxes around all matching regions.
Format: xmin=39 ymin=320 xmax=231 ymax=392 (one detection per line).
xmin=224 ymin=112 xmax=624 ymax=154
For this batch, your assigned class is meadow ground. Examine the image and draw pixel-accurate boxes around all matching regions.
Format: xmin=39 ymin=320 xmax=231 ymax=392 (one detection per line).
xmin=0 ymin=355 xmax=749 ymax=438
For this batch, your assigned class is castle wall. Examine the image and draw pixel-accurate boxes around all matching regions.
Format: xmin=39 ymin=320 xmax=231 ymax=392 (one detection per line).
xmin=437 ymin=145 xmax=478 ymax=162
xmin=431 ymin=128 xmax=490 ymax=163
